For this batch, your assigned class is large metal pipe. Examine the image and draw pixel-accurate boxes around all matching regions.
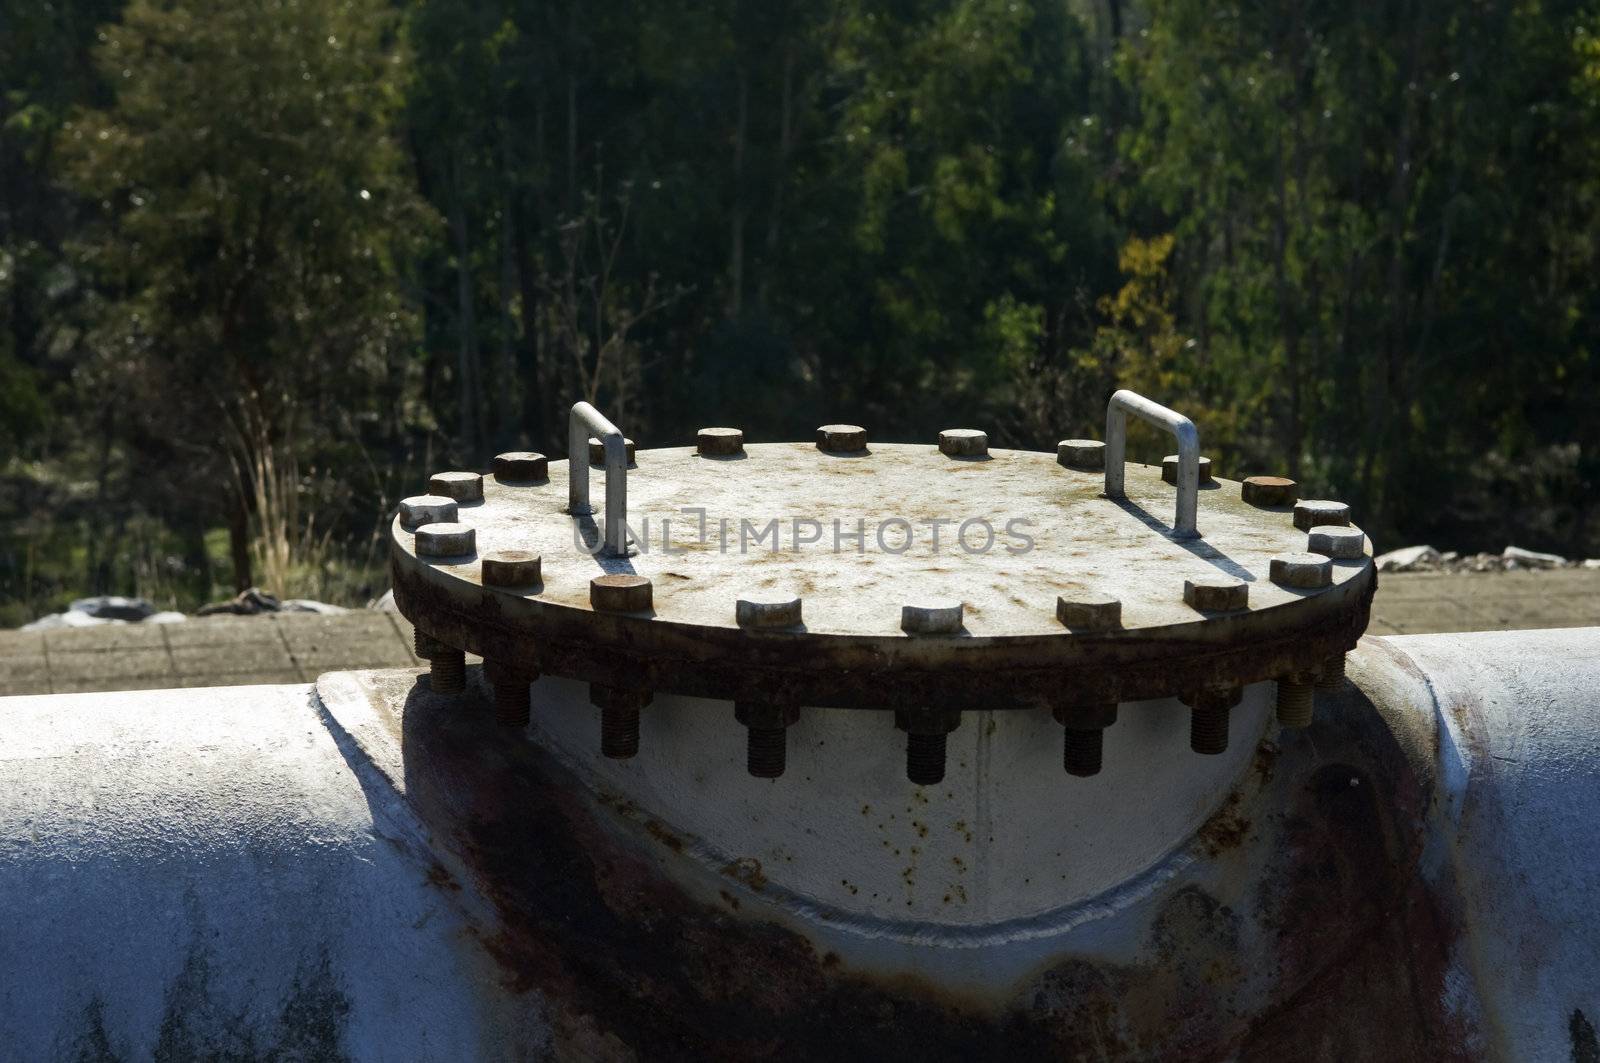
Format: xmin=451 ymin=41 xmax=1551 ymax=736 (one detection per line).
xmin=1 ymin=629 xmax=1596 ymax=1059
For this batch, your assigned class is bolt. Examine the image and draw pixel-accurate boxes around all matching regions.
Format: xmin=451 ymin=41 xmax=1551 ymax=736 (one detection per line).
xmin=428 ymin=471 xmax=484 ymax=503
xmin=895 ymin=709 xmax=962 ymax=785
xmin=901 ymin=598 xmax=964 ymax=635
xmin=1316 ymin=653 xmax=1347 ymax=691
xmin=414 ymin=631 xmax=466 ymax=696
xmin=415 ymin=522 xmax=475 ymax=559
xmin=734 ymin=702 xmax=801 ymax=778
xmin=697 ymin=427 xmax=745 ymax=456
xmin=816 ymin=424 xmax=867 ymax=453
xmin=1057 ymin=439 xmax=1105 ymax=471
xmin=590 ymin=573 xmax=652 ymax=613
xmin=481 ymin=550 xmax=542 ymax=589
xmin=398 ymin=494 xmax=458 ymax=531
xmin=1182 ymin=687 xmax=1242 ymax=755
xmin=591 ymin=684 xmax=652 ymax=759
xmin=938 ymin=428 xmax=988 ymax=457
xmin=1055 ymin=592 xmax=1121 ymax=631
xmin=492 ymin=451 xmax=548 ymax=483
xmin=488 ymin=661 xmax=536 ymax=727
xmin=1269 ymin=552 xmax=1333 ymax=590
xmin=1053 ymin=702 xmax=1117 ymax=777
xmin=1184 ymin=577 xmax=1248 ymax=612
xmin=1275 ymin=673 xmax=1315 ymax=727
xmin=1293 ymin=499 xmax=1351 ymax=531
xmin=588 ymin=437 xmax=637 ymax=465
xmin=1162 ymin=454 xmax=1214 ymax=485
xmin=735 ymin=592 xmax=802 ymax=629
xmin=1241 ymin=476 xmax=1298 ymax=507
xmin=1308 ymin=526 xmax=1367 ymax=560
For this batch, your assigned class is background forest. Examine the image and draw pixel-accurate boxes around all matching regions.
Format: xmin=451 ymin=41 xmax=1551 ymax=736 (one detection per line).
xmin=2 ymin=0 xmax=1598 ymax=620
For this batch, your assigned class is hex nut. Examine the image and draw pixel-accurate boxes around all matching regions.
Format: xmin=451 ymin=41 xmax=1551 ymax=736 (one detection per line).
xmin=481 ymin=550 xmax=542 ymax=588
xmin=398 ymin=494 xmax=458 ymax=531
xmin=1294 ymin=499 xmax=1351 ymax=531
xmin=735 ymin=593 xmax=803 ymax=629
xmin=492 ymin=451 xmax=548 ymax=483
xmin=1306 ymin=526 xmax=1366 ymax=560
xmin=1055 ymin=593 xmax=1122 ymax=631
xmin=1184 ymin=577 xmax=1248 ymax=612
xmin=428 ymin=471 xmax=484 ymax=503
xmin=1051 ymin=702 xmax=1118 ymax=730
xmin=901 ymin=599 xmax=964 ymax=634
xmin=697 ymin=427 xmax=745 ymax=456
xmin=588 ymin=437 xmax=636 ymax=466
xmin=1270 ymin=552 xmax=1333 ymax=589
xmin=1242 ymin=475 xmax=1298 ymax=507
xmin=415 ymin=522 xmax=476 ymax=558
xmin=590 ymin=573 xmax=652 ymax=612
xmin=1056 ymin=439 xmax=1105 ymax=471
xmin=1161 ymin=454 xmax=1214 ymax=485
xmin=816 ymin=424 xmax=868 ymax=453
xmin=938 ymin=429 xmax=988 ymax=457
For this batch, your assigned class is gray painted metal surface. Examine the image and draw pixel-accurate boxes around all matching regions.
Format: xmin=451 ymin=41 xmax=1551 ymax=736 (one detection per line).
xmin=0 ymin=629 xmax=1597 ymax=1058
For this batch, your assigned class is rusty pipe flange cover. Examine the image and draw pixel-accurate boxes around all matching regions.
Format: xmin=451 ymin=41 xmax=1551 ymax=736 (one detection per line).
xmin=391 ymin=443 xmax=1373 ymax=711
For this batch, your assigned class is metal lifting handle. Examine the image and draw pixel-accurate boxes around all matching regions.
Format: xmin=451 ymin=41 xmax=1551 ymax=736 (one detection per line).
xmin=1104 ymin=389 xmax=1201 ymax=539
xmin=568 ymin=401 xmax=629 ymax=556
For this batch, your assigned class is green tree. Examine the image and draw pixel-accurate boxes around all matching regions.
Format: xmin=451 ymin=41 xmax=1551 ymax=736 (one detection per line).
xmin=59 ymin=0 xmax=436 ymax=589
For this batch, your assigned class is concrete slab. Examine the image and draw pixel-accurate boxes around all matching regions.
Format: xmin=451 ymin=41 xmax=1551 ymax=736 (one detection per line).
xmin=169 ymin=641 xmax=298 ymax=676
xmin=45 ymin=649 xmax=175 ymax=682
xmin=162 ymin=617 xmax=292 ymax=647
xmin=44 ymin=624 xmax=168 ymax=653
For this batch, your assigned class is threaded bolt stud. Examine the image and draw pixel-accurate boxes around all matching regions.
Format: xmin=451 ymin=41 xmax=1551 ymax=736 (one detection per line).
xmin=1190 ymin=704 xmax=1230 ymax=755
xmin=734 ymin=703 xmax=801 ymax=779
xmin=1182 ymin=687 xmax=1241 ymax=756
xmin=492 ymin=672 xmax=532 ymax=728
xmin=1316 ymin=653 xmax=1347 ymax=691
xmin=747 ymin=728 xmax=787 ymax=778
xmin=1062 ymin=728 xmax=1105 ymax=776
xmin=906 ymin=731 xmax=948 ymax=785
xmin=1276 ymin=675 xmax=1315 ymax=728
xmin=429 ymin=651 xmax=466 ymax=696
xmin=601 ymin=704 xmax=641 ymax=759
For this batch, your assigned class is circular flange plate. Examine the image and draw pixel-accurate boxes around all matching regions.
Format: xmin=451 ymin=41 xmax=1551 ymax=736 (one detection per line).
xmin=392 ymin=443 xmax=1373 ymax=710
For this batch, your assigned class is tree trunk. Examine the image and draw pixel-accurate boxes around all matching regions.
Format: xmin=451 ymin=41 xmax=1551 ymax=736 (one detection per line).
xmin=729 ymin=65 xmax=749 ymax=318
xmin=228 ymin=491 xmax=253 ymax=592
xmin=449 ymin=151 xmax=483 ymax=460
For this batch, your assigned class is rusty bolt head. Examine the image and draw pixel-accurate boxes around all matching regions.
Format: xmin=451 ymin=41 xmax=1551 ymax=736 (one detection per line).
xmin=1294 ymin=499 xmax=1351 ymax=531
xmin=938 ymin=428 xmax=988 ymax=457
xmin=894 ymin=707 xmax=963 ymax=736
xmin=1242 ymin=475 xmax=1298 ymax=507
xmin=1307 ymin=526 xmax=1367 ymax=560
xmin=1270 ymin=552 xmax=1333 ymax=589
xmin=1057 ymin=439 xmax=1105 ymax=471
xmin=1051 ymin=701 xmax=1118 ymax=730
xmin=735 ymin=592 xmax=803 ymax=629
xmin=590 ymin=573 xmax=652 ymax=613
xmin=1184 ymin=577 xmax=1248 ymax=612
xmin=1055 ymin=593 xmax=1122 ymax=631
xmin=734 ymin=702 xmax=801 ymax=730
xmin=816 ymin=424 xmax=867 ymax=453
xmin=1161 ymin=454 xmax=1214 ymax=485
xmin=415 ymin=522 xmax=476 ymax=558
xmin=901 ymin=599 xmax=964 ymax=634
xmin=588 ymin=437 xmax=636 ymax=466
xmin=481 ymin=550 xmax=542 ymax=588
xmin=398 ymin=494 xmax=458 ymax=531
xmin=492 ymin=451 xmax=548 ymax=483
xmin=697 ymin=427 xmax=745 ymax=456
xmin=428 ymin=471 xmax=484 ymax=503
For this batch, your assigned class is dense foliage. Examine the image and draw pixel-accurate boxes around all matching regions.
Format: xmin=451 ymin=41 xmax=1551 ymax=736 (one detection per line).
xmin=1 ymin=0 xmax=1596 ymax=616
